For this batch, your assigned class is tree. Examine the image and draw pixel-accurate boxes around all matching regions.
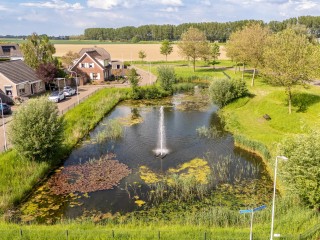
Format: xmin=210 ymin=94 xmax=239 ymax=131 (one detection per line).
xmin=211 ymin=43 xmax=220 ymax=68
xmin=20 ymin=33 xmax=56 ymax=69
xmin=138 ymin=50 xmax=147 ymax=62
xmin=9 ymin=97 xmax=64 ymax=161
xmin=61 ymin=51 xmax=80 ymax=68
xmin=178 ymin=27 xmax=211 ymax=72
xmin=226 ymin=23 xmax=270 ymax=85
xmin=157 ymin=66 xmax=176 ymax=92
xmin=279 ymin=130 xmax=320 ymax=211
xmin=127 ymin=68 xmax=141 ymax=99
xmin=262 ymin=29 xmax=320 ymax=114
xmin=209 ymin=78 xmax=248 ymax=108
xmin=160 ymin=39 xmax=173 ymax=61
xmin=36 ymin=62 xmax=58 ymax=84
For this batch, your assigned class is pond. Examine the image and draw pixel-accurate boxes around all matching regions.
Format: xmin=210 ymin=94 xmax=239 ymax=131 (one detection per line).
xmin=18 ymin=92 xmax=272 ymax=223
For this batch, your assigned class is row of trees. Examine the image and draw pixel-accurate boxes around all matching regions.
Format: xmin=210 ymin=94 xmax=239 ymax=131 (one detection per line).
xmin=226 ymin=24 xmax=320 ymax=114
xmin=84 ymin=16 xmax=320 ymax=42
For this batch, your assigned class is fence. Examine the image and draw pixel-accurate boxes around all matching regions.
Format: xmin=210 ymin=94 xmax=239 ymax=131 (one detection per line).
xmin=59 ymin=88 xmax=100 ymax=115
xmin=1 ymin=226 xmax=319 ymax=240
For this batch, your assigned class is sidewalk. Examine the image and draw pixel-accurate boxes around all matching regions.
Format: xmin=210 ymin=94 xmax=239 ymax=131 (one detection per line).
xmin=0 ymin=69 xmax=157 ymax=152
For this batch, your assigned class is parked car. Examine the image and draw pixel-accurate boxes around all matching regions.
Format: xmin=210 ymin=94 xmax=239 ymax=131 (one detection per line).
xmin=62 ymin=86 xmax=76 ymax=96
xmin=48 ymin=91 xmax=65 ymax=103
xmin=0 ymin=103 xmax=11 ymax=115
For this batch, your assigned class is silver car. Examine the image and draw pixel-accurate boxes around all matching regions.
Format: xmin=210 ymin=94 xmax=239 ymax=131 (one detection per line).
xmin=62 ymin=86 xmax=76 ymax=97
xmin=48 ymin=91 xmax=65 ymax=103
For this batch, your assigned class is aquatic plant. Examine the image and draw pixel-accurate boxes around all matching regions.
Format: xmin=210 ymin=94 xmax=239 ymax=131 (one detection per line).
xmin=49 ymin=156 xmax=131 ymax=195
xmin=96 ymin=119 xmax=124 ymax=143
xmin=196 ymin=125 xmax=223 ymax=138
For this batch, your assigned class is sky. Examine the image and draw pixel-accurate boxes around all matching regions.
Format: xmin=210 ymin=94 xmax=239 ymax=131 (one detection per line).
xmin=1 ymin=0 xmax=320 ymax=36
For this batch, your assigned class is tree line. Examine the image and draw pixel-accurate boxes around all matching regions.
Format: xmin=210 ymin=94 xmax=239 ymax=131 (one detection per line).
xmin=84 ymin=16 xmax=320 ymax=42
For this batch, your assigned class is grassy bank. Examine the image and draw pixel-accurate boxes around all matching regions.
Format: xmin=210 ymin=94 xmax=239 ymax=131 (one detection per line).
xmin=0 ymin=88 xmax=130 ymax=213
xmin=0 ymin=198 xmax=319 ymax=239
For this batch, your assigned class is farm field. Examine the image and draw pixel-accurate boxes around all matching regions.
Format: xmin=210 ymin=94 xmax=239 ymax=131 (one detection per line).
xmin=0 ymin=38 xmax=228 ymax=61
xmin=54 ymin=44 xmax=228 ymax=61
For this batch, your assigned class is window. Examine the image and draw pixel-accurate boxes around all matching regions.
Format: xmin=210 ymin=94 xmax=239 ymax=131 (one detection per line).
xmin=89 ymin=63 xmax=94 ymax=68
xmin=18 ymin=84 xmax=25 ymax=95
xmin=117 ymin=65 xmax=121 ymax=69
xmin=91 ymin=73 xmax=100 ymax=80
xmin=81 ymin=63 xmax=85 ymax=68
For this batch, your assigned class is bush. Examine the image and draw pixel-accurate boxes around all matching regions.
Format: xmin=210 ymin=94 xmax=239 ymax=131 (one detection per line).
xmin=279 ymin=130 xmax=320 ymax=211
xmin=209 ymin=78 xmax=248 ymax=108
xmin=8 ymin=97 xmax=64 ymax=161
xmin=157 ymin=66 xmax=176 ymax=92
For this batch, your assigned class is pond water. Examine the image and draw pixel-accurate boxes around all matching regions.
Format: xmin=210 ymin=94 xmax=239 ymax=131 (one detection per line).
xmin=18 ymin=93 xmax=271 ymax=223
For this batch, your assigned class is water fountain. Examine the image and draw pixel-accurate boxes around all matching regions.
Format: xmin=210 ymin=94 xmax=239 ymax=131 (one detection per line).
xmin=154 ymin=106 xmax=169 ymax=157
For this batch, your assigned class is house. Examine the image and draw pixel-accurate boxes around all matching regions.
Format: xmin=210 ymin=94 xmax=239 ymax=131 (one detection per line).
xmin=0 ymin=60 xmax=45 ymax=98
xmin=0 ymin=43 xmax=24 ymax=61
xmin=70 ymin=47 xmax=125 ymax=84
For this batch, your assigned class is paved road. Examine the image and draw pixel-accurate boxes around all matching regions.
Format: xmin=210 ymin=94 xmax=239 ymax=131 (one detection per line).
xmin=0 ymin=68 xmax=157 ymax=152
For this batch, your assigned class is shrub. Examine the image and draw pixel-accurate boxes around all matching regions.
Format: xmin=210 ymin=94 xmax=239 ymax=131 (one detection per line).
xmin=8 ymin=97 xmax=64 ymax=161
xmin=279 ymin=130 xmax=320 ymax=211
xmin=209 ymin=78 xmax=248 ymax=108
xmin=157 ymin=66 xmax=176 ymax=92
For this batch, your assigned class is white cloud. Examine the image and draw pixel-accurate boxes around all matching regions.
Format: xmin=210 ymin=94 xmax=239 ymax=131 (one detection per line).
xmin=161 ymin=7 xmax=179 ymax=12
xmin=295 ymin=0 xmax=318 ymax=10
xmin=0 ymin=5 xmax=8 ymax=11
xmin=87 ymin=0 xmax=138 ymax=9
xmin=153 ymin=0 xmax=183 ymax=6
xmin=21 ymin=0 xmax=84 ymax=10
xmin=17 ymin=15 xmax=48 ymax=22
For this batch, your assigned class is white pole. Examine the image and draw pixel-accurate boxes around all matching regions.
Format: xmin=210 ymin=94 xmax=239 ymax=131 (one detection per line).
xmin=70 ymin=71 xmax=80 ymax=105
xmin=0 ymin=98 xmax=7 ymax=151
xmin=270 ymin=156 xmax=288 ymax=240
xmin=270 ymin=156 xmax=278 ymax=240
xmin=250 ymin=211 xmax=254 ymax=240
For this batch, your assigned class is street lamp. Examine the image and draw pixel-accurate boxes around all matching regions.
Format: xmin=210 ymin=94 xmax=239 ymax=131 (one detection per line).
xmin=0 ymin=98 xmax=7 ymax=151
xmin=270 ymin=155 xmax=288 ymax=240
xmin=240 ymin=205 xmax=266 ymax=240
xmin=70 ymin=71 xmax=79 ymax=104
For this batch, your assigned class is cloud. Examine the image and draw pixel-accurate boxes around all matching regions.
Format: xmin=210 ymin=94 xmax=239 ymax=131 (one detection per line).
xmin=295 ymin=0 xmax=318 ymax=10
xmin=21 ymin=0 xmax=84 ymax=10
xmin=152 ymin=0 xmax=183 ymax=6
xmin=0 ymin=5 xmax=8 ymax=11
xmin=160 ymin=7 xmax=179 ymax=12
xmin=87 ymin=0 xmax=138 ymax=9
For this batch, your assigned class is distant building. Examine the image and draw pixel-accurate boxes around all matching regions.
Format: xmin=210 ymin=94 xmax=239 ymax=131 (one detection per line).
xmin=0 ymin=43 xmax=24 ymax=61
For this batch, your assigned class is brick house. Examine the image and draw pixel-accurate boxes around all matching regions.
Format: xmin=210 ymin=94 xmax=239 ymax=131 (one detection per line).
xmin=70 ymin=47 xmax=125 ymax=83
xmin=0 ymin=60 xmax=45 ymax=98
